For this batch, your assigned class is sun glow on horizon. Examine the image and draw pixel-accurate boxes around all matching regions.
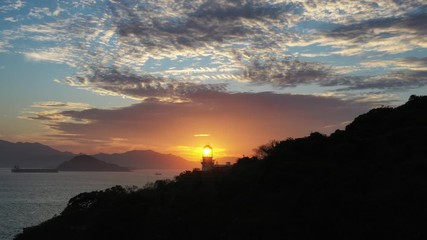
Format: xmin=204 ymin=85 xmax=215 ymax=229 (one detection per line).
xmin=202 ymin=145 xmax=212 ymax=157
xmin=170 ymin=144 xmax=230 ymax=162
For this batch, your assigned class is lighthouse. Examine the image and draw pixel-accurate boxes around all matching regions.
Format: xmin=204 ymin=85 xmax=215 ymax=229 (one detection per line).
xmin=201 ymin=145 xmax=214 ymax=171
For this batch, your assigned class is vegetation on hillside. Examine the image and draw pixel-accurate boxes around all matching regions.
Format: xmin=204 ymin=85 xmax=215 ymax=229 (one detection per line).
xmin=15 ymin=96 xmax=427 ymax=240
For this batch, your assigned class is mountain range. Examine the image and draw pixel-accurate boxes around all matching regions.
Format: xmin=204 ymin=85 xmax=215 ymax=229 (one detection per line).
xmin=0 ymin=140 xmax=73 ymax=168
xmin=0 ymin=140 xmax=197 ymax=169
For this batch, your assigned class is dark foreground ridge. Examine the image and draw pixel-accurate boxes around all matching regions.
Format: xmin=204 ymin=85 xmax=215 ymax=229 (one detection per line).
xmin=15 ymin=96 xmax=427 ymax=240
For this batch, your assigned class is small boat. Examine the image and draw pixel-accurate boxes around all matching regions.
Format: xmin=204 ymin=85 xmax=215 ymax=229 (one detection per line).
xmin=11 ymin=165 xmax=58 ymax=173
xmin=155 ymin=172 xmax=162 ymax=175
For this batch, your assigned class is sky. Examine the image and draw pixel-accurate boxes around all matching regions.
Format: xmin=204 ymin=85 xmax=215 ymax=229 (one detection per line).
xmin=0 ymin=0 xmax=426 ymax=161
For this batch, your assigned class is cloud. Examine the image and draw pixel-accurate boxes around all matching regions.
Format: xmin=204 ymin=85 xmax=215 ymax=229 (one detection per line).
xmin=23 ymin=110 xmax=91 ymax=124
xmin=24 ymin=49 xmax=77 ymax=65
xmin=110 ymin=0 xmax=303 ymax=53
xmin=234 ymin=52 xmax=427 ymax=91
xmin=299 ymin=0 xmax=424 ymax=24
xmin=316 ymin=11 xmax=427 ymax=55
xmin=67 ymin=54 xmax=425 ymax=99
xmin=31 ymin=101 xmax=91 ymax=110
xmin=4 ymin=17 xmax=19 ymax=22
xmin=28 ymin=6 xmax=64 ymax=19
xmin=7 ymin=0 xmax=305 ymax=75
xmin=154 ymin=66 xmax=240 ymax=77
xmin=327 ymin=11 xmax=427 ymax=38
xmin=238 ymin=54 xmax=331 ymax=87
xmin=339 ymin=71 xmax=427 ymax=91
xmin=194 ymin=134 xmax=210 ymax=137
xmin=0 ymin=41 xmax=9 ymax=53
xmin=4 ymin=1 xmax=426 ymax=62
xmin=0 ymin=0 xmax=24 ymax=12
xmin=28 ymin=92 xmax=370 ymax=158
xmin=20 ymin=101 xmax=92 ymax=125
xmin=361 ymin=57 xmax=427 ymax=71
xmin=322 ymin=58 xmax=427 ymax=91
xmin=65 ymin=68 xmax=227 ymax=101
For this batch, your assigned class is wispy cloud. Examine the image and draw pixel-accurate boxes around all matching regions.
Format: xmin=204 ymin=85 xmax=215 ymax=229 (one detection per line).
xmin=24 ymin=49 xmax=77 ymax=66
xmin=64 ymin=68 xmax=227 ymax=101
xmin=4 ymin=17 xmax=19 ymax=22
xmin=339 ymin=71 xmax=427 ymax=91
xmin=28 ymin=6 xmax=64 ymax=19
xmin=194 ymin=134 xmax=210 ymax=137
xmin=22 ymin=109 xmax=92 ymax=124
xmin=0 ymin=40 xmax=9 ymax=53
xmin=31 ymin=101 xmax=91 ymax=110
xmin=237 ymin=53 xmax=331 ymax=87
xmin=0 ymin=0 xmax=24 ymax=12
xmin=313 ymin=11 xmax=427 ymax=56
xmin=296 ymin=0 xmax=424 ymax=24
xmin=361 ymin=57 xmax=427 ymax=71
xmin=21 ymin=101 xmax=93 ymax=126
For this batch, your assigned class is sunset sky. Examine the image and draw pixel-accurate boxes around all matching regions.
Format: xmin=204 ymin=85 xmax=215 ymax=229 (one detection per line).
xmin=0 ymin=0 xmax=426 ymax=161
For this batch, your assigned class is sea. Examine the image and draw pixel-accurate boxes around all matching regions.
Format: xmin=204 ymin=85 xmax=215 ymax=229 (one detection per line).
xmin=0 ymin=168 xmax=185 ymax=240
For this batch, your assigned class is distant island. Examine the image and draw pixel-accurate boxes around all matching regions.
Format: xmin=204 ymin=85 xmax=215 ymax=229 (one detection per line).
xmin=57 ymin=155 xmax=130 ymax=172
xmin=14 ymin=95 xmax=427 ymax=240
xmin=94 ymin=150 xmax=198 ymax=169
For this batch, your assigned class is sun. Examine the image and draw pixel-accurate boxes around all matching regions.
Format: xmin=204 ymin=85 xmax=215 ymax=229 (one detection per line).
xmin=202 ymin=145 xmax=212 ymax=157
xmin=203 ymin=148 xmax=212 ymax=156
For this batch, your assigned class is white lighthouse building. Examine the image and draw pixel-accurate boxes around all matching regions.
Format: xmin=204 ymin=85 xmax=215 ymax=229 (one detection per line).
xmin=201 ymin=145 xmax=214 ymax=171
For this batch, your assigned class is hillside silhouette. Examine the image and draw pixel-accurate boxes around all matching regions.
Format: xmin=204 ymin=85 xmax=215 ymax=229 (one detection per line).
xmin=15 ymin=96 xmax=427 ymax=240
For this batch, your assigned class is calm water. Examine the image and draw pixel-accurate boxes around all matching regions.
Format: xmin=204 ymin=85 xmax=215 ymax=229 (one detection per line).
xmin=0 ymin=168 xmax=185 ymax=240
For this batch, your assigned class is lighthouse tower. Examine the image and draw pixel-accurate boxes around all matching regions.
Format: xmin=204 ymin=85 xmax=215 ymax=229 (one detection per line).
xmin=201 ymin=145 xmax=214 ymax=171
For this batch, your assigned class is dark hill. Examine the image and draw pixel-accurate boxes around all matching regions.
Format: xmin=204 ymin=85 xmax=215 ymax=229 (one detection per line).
xmin=15 ymin=96 xmax=427 ymax=240
xmin=57 ymin=155 xmax=130 ymax=172
xmin=94 ymin=150 xmax=197 ymax=169
xmin=345 ymin=94 xmax=427 ymax=137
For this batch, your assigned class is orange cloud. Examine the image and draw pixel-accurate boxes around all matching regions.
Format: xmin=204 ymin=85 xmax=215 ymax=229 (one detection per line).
xmin=30 ymin=92 xmax=370 ymax=161
xmin=193 ymin=134 xmax=210 ymax=137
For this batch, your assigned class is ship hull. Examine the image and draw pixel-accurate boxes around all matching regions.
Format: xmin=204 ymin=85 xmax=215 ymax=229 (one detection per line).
xmin=11 ymin=168 xmax=58 ymax=173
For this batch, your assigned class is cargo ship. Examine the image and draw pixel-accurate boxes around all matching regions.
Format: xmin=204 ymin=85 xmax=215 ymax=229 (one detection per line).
xmin=11 ymin=165 xmax=58 ymax=173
